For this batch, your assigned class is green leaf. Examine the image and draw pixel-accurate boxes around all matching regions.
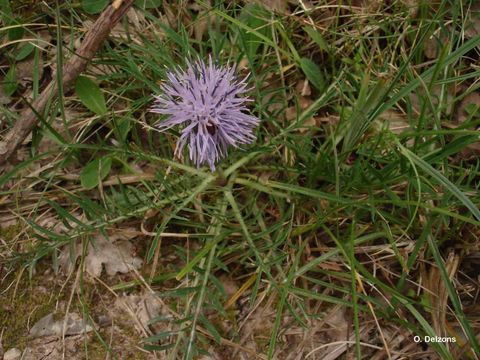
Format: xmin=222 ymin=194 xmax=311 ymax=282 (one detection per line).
xmin=342 ymin=77 xmax=387 ymax=151
xmin=134 ymin=0 xmax=161 ymax=9
xmin=464 ymin=102 xmax=479 ymax=116
xmin=239 ymin=3 xmax=270 ymax=59
xmin=75 ymin=76 xmax=107 ymax=116
xmin=300 ymin=58 xmax=325 ymax=91
xmin=375 ymin=35 xmax=480 ymax=118
xmin=398 ymin=143 xmax=480 ymax=221
xmin=199 ymin=315 xmax=221 ymax=344
xmin=82 ymin=0 xmax=108 ymax=14
xmin=3 ymin=65 xmax=17 ymax=97
xmin=303 ymin=26 xmax=330 ymax=53
xmin=144 ymin=331 xmax=177 ymax=343
xmin=0 ymin=0 xmax=24 ymax=40
xmin=113 ymin=117 xmax=131 ymax=142
xmin=80 ymin=157 xmax=112 ymax=190
xmin=8 ymin=25 xmax=24 ymax=41
xmin=15 ymin=42 xmax=34 ymax=61
xmin=0 ymin=0 xmax=11 ymax=21
xmin=427 ymin=232 xmax=480 ymax=355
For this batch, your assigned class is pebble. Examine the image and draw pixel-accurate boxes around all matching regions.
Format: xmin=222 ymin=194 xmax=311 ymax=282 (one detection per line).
xmin=4 ymin=348 xmax=22 ymax=360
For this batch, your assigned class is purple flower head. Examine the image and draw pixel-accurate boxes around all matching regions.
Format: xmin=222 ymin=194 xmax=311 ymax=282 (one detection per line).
xmin=150 ymin=57 xmax=259 ymax=171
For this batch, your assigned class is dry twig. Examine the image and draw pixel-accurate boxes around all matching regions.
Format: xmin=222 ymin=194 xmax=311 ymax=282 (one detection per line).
xmin=0 ymin=0 xmax=134 ymax=164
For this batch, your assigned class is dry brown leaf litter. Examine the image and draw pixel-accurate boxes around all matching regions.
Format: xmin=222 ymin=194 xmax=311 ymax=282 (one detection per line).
xmin=59 ymin=232 xmax=143 ymax=277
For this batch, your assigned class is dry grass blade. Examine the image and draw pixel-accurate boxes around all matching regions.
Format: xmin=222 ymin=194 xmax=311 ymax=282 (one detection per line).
xmin=0 ymin=0 xmax=134 ymax=164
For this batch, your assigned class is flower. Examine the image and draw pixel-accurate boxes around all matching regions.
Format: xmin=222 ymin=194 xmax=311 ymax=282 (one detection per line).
xmin=150 ymin=57 xmax=259 ymax=171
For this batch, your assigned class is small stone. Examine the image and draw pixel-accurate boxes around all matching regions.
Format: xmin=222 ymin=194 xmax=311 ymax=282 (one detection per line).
xmin=0 ymin=141 xmax=8 ymax=155
xmin=0 ymin=86 xmax=11 ymax=105
xmin=97 ymin=314 xmax=113 ymax=327
xmin=4 ymin=348 xmax=22 ymax=360
xmin=29 ymin=312 xmax=93 ymax=338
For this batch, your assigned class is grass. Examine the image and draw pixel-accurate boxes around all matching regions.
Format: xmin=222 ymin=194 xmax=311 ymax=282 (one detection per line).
xmin=1 ymin=0 xmax=480 ymax=359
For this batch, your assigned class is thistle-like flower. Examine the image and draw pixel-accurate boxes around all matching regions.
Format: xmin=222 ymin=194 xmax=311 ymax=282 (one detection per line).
xmin=150 ymin=58 xmax=259 ymax=171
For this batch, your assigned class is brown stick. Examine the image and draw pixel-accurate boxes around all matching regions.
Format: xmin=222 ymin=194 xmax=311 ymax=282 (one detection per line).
xmin=0 ymin=0 xmax=134 ymax=164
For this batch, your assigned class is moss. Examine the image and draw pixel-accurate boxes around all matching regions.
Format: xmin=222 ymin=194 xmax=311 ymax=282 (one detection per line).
xmin=0 ymin=249 xmax=149 ymax=358
xmin=83 ymin=324 xmax=149 ymax=360
xmin=0 ymin=224 xmax=23 ymax=243
xmin=0 ymin=273 xmax=53 ymax=349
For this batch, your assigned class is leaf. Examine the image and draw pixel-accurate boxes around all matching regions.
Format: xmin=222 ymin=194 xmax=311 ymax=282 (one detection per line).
xmin=75 ymin=76 xmax=107 ymax=115
xmin=3 ymin=65 xmax=17 ymax=97
xmin=85 ymin=235 xmax=142 ymax=276
xmin=300 ymin=58 xmax=325 ymax=91
xmin=342 ymin=77 xmax=387 ymax=152
xmin=0 ymin=0 xmax=11 ymax=21
xmin=375 ymin=35 xmax=480 ymax=118
xmin=15 ymin=42 xmax=34 ymax=61
xmin=113 ymin=116 xmax=131 ymax=142
xmin=303 ymin=26 xmax=330 ymax=53
xmin=0 ymin=0 xmax=23 ymax=40
xmin=464 ymin=102 xmax=479 ymax=115
xmin=59 ymin=233 xmax=143 ymax=276
xmin=427 ymin=235 xmax=480 ymax=355
xmin=80 ymin=157 xmax=112 ymax=190
xmin=8 ymin=24 xmax=24 ymax=41
xmin=134 ymin=0 xmax=161 ymax=9
xmin=82 ymin=0 xmax=108 ymax=14
xmin=239 ymin=3 xmax=270 ymax=59
xmin=399 ymin=144 xmax=480 ymax=222
xmin=200 ymin=315 xmax=221 ymax=344
xmin=455 ymin=92 xmax=480 ymax=123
